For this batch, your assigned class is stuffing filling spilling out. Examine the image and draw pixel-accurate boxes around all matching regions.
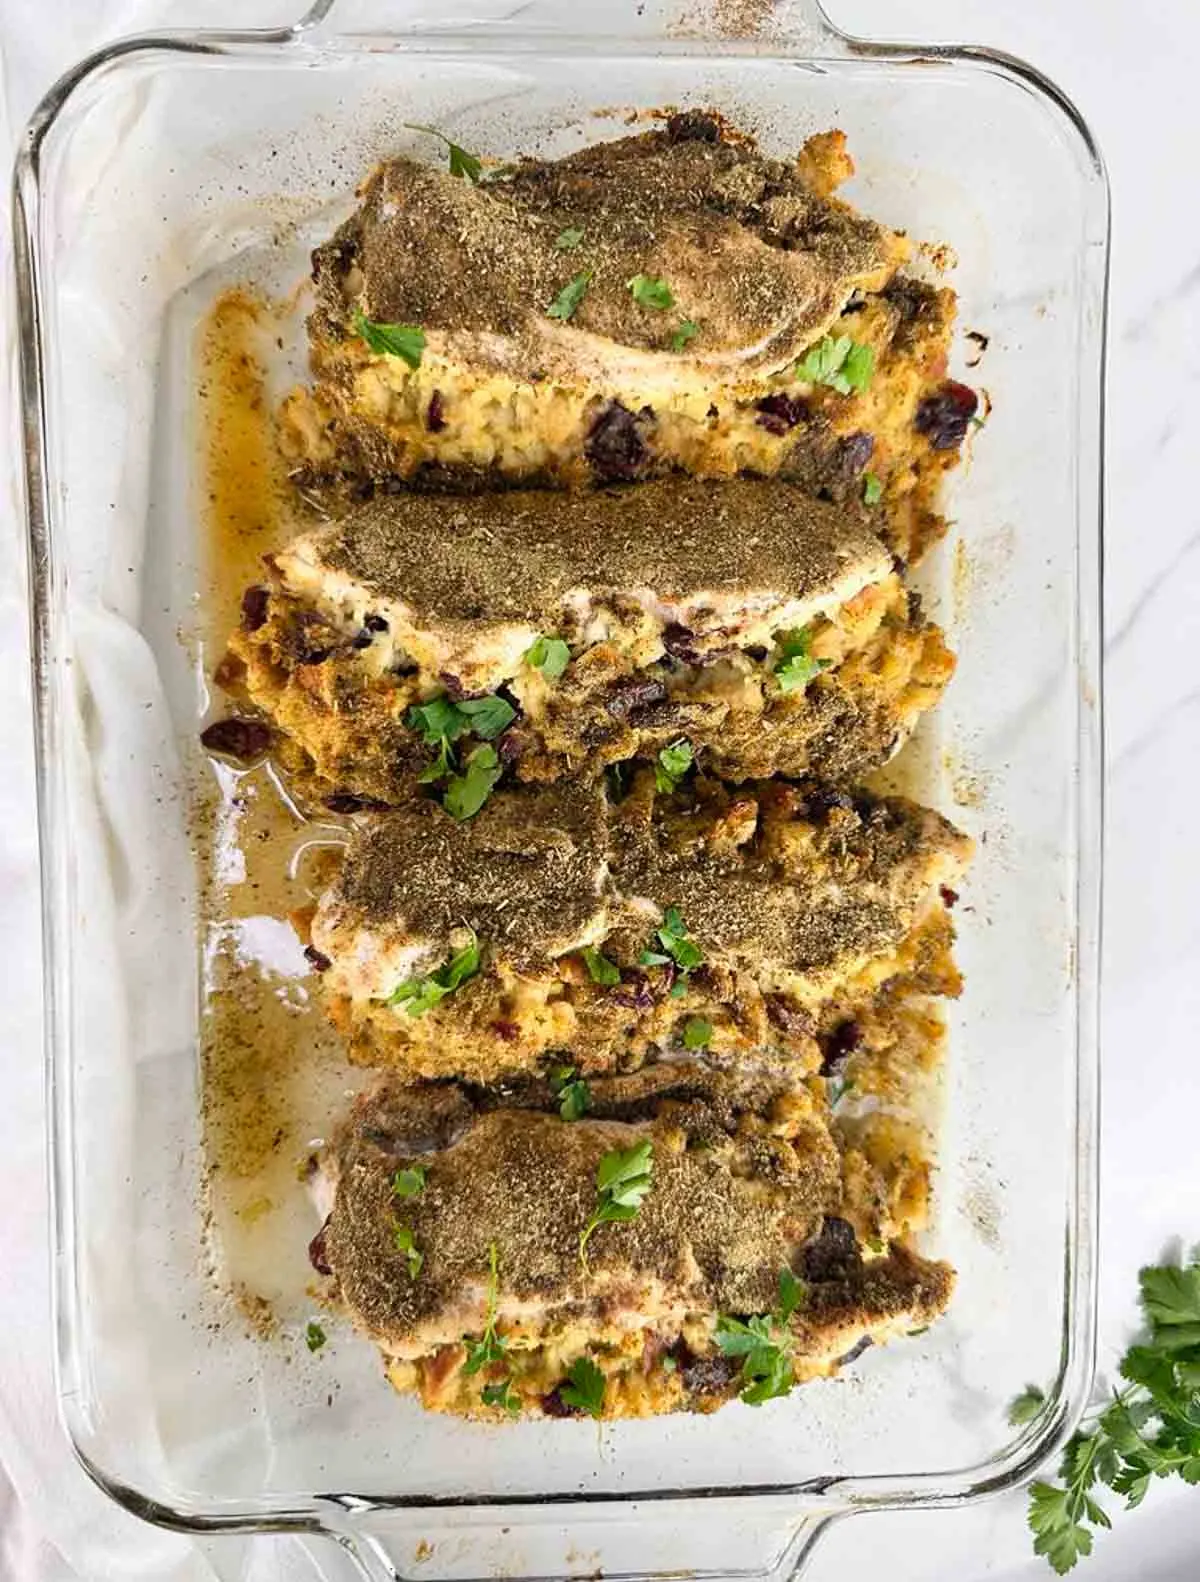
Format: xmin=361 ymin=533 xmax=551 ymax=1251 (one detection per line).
xmin=202 ymin=109 xmax=981 ymax=1420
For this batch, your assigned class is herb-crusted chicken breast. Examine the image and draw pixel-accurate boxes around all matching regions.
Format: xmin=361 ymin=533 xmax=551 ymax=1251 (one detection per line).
xmin=282 ymin=114 xmax=974 ymax=564
xmin=310 ymin=1062 xmax=955 ymax=1419
xmin=302 ymin=772 xmax=970 ymax=1084
xmin=215 ymin=478 xmax=953 ymax=810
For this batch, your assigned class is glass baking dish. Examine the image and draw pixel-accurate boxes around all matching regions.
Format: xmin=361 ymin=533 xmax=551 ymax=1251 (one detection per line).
xmin=15 ymin=1 xmax=1107 ymax=1576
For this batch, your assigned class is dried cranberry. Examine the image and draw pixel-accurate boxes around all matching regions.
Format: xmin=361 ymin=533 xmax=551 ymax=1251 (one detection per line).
xmin=611 ymin=973 xmax=655 ymax=1011
xmin=240 ymin=585 xmax=270 ymax=632
xmin=324 ymin=793 xmax=389 ymax=814
xmin=200 ymin=717 xmax=272 ymax=763
xmin=766 ymin=996 xmax=816 ymax=1038
xmin=799 ymin=1216 xmax=862 ymax=1283
xmin=585 ymin=401 xmax=651 ymax=483
xmin=304 ymin=945 xmax=331 ymax=973
xmin=541 ymin=1387 xmax=578 ymax=1418
xmin=426 ymin=391 xmax=447 ymax=433
xmin=666 ymin=110 xmax=723 ymax=144
xmin=491 ymin=1020 xmax=520 ymax=1043
xmin=308 ymin=1222 xmax=332 ymax=1277
xmin=836 ymin=430 xmax=875 ymax=477
xmin=755 ymin=393 xmax=808 ymax=435
xmin=940 ymin=885 xmax=959 ymax=909
xmin=818 ymin=1019 xmax=862 ymax=1076
xmin=352 ymin=629 xmax=375 ymax=649
xmin=604 ymin=676 xmax=667 ymax=720
xmin=364 ymin=613 xmax=390 ymax=633
xmin=661 ymin=624 xmax=731 ymax=667
xmin=914 ymin=380 xmax=978 ymax=450
xmin=801 ymin=784 xmax=855 ymax=820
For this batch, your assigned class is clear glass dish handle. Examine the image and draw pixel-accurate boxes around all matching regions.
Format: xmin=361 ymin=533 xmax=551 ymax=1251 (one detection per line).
xmin=293 ymin=0 xmax=847 ymax=50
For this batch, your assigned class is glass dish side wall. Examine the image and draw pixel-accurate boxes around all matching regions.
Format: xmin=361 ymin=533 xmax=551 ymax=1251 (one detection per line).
xmin=16 ymin=11 xmax=1104 ymax=1556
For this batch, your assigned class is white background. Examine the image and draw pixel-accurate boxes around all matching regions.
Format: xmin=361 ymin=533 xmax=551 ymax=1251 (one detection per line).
xmin=1 ymin=0 xmax=1198 ymax=1578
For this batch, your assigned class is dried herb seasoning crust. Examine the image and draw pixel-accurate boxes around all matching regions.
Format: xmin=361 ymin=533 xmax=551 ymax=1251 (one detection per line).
xmin=281 ymin=115 xmax=974 ymax=566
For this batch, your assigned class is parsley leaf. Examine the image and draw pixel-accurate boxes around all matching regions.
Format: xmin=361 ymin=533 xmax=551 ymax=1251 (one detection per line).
xmin=352 ymin=309 xmax=426 ymax=369
xmin=547 ymin=270 xmax=592 ymax=322
xmin=444 ymin=743 xmax=502 ymax=820
xmin=463 ymin=1243 xmax=506 ymax=1375
xmin=549 ymin=1064 xmax=592 ymax=1122
xmin=1140 ymin=1264 xmax=1200 ymax=1330
xmin=555 ymin=226 xmax=584 ymax=251
xmin=670 ymin=319 xmax=699 ymax=352
xmin=393 ymin=1223 xmax=423 ymax=1279
xmin=683 ymin=1017 xmax=712 ymax=1050
xmin=404 ymin=122 xmax=482 ymax=182
xmin=407 ymin=695 xmax=472 ymax=747
xmin=863 ymin=471 xmax=884 ymax=506
xmin=654 ymin=906 xmax=702 ymax=971
xmin=796 ymin=333 xmax=874 ymax=395
xmin=773 ymin=628 xmax=833 ymax=694
xmin=481 ymin=1378 xmax=521 ymax=1415
xmin=714 ymin=1271 xmax=807 ymax=1405
xmin=628 ymin=274 xmax=675 ymax=311
xmin=777 ymin=1267 xmax=807 ymax=1323
xmin=391 ymin=1166 xmax=426 ymax=1200
xmin=305 ymin=1320 xmax=326 ymax=1352
xmin=654 ymin=738 xmax=694 ymax=794
xmin=1009 ymin=1385 xmax=1047 ymax=1426
xmin=560 ymin=1356 xmax=606 ymax=1418
xmin=579 ymin=1140 xmax=654 ymax=1268
xmin=389 ymin=931 xmax=481 ymax=1016
xmin=581 ymin=946 xmax=621 ymax=987
xmin=456 ymin=695 xmax=518 ymax=741
xmin=525 ymin=635 xmax=571 ymax=679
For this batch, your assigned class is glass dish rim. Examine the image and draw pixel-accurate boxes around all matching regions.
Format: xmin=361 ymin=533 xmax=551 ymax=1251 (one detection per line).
xmin=13 ymin=2 xmax=1108 ymax=1544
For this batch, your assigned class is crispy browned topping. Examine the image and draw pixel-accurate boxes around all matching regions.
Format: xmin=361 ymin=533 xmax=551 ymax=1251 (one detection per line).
xmin=311 ymin=122 xmax=903 ymax=373
xmin=299 ymin=478 xmax=886 ymax=628
xmin=325 ymin=1065 xmax=842 ymax=1343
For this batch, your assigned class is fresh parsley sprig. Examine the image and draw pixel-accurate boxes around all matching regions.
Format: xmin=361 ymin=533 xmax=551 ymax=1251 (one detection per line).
xmin=549 ymin=1063 xmax=592 ymax=1122
xmin=773 ymin=627 xmax=833 ymax=694
xmin=580 ymin=946 xmax=621 ymax=987
xmin=547 ymin=270 xmax=592 ymax=322
xmin=628 ymin=274 xmax=674 ymax=311
xmin=525 ymin=634 xmax=571 ymax=679
xmin=796 ymin=333 xmax=874 ymax=395
xmin=404 ymin=123 xmax=482 ymax=182
xmin=463 ymin=1242 xmax=506 ymax=1375
xmin=391 ymin=1166 xmax=426 ymax=1199
xmin=654 ymin=738 xmax=694 ymax=794
xmin=406 ymin=691 xmax=515 ymax=818
xmin=352 ymin=309 xmax=426 ymax=369
xmin=481 ymin=1378 xmax=521 ymax=1415
xmin=641 ymin=905 xmax=702 ymax=999
xmin=715 ymin=1269 xmax=807 ymax=1405
xmin=305 ymin=1320 xmax=327 ymax=1352
xmin=560 ymin=1356 xmax=607 ymax=1418
xmin=579 ymin=1141 xmax=654 ymax=1269
xmin=389 ymin=931 xmax=481 ymax=1016
xmin=670 ymin=318 xmax=699 ymax=353
xmin=393 ymin=1223 xmax=423 ymax=1280
xmin=1022 ymin=1254 xmax=1200 ymax=1573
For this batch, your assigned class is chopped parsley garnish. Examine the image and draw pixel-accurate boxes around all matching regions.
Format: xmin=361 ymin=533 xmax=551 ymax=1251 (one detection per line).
xmin=627 ymin=274 xmax=675 ymax=311
xmin=579 ymin=1140 xmax=654 ymax=1269
xmin=1021 ymin=1252 xmax=1200 ymax=1573
xmin=352 ymin=309 xmax=426 ymax=369
xmin=654 ymin=738 xmax=694 ymax=794
xmin=555 ymin=226 xmax=584 ymax=251
xmin=560 ymin=1356 xmax=607 ymax=1418
xmin=305 ymin=1320 xmax=327 ymax=1352
xmin=581 ymin=946 xmax=621 ymax=987
xmin=444 ymin=742 xmax=503 ymax=820
xmin=389 ymin=930 xmax=481 ymax=1016
xmin=407 ymin=694 xmax=468 ymax=747
xmin=550 ymin=1064 xmax=592 ymax=1122
xmin=463 ymin=1243 xmax=506 ymax=1374
xmin=643 ymin=905 xmax=702 ymax=972
xmin=670 ymin=318 xmax=699 ymax=352
xmin=404 ymin=122 xmax=482 ymax=182
xmin=773 ymin=628 xmax=833 ymax=694
xmin=525 ymin=634 xmax=571 ymax=679
xmin=547 ymin=269 xmax=592 ymax=322
xmin=715 ymin=1268 xmax=807 ymax=1405
xmin=391 ymin=1166 xmax=426 ymax=1199
xmin=406 ymin=690 xmax=516 ymax=794
xmin=682 ymin=1017 xmax=713 ymax=1050
xmin=796 ymin=333 xmax=874 ymax=395
xmin=455 ymin=695 xmax=518 ymax=739
xmin=863 ymin=471 xmax=884 ymax=506
xmin=481 ymin=1378 xmax=521 ymax=1415
xmin=393 ymin=1223 xmax=423 ymax=1280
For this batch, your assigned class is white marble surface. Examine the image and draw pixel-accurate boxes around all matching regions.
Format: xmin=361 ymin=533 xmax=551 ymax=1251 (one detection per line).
xmin=1 ymin=0 xmax=1198 ymax=1578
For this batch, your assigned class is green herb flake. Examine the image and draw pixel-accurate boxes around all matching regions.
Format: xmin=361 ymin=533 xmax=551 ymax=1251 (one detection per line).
xmin=456 ymin=695 xmax=518 ymax=740
xmin=796 ymin=333 xmax=874 ymax=396
xmin=550 ymin=1064 xmax=593 ymax=1122
xmin=579 ymin=1140 xmax=654 ymax=1268
xmin=714 ymin=1270 xmax=807 ymax=1405
xmin=654 ymin=738 xmax=694 ymax=794
xmin=863 ymin=471 xmax=884 ymax=506
xmin=391 ymin=1165 xmax=427 ymax=1200
xmin=352 ymin=310 xmax=426 ymax=369
xmin=655 ymin=906 xmax=703 ymax=971
xmin=560 ymin=1356 xmax=607 ymax=1418
xmin=669 ymin=318 xmax=699 ymax=352
xmin=404 ymin=122 xmax=483 ymax=182
xmin=525 ymin=635 xmax=571 ymax=680
xmin=547 ymin=270 xmax=593 ymax=322
xmin=682 ymin=1017 xmax=713 ymax=1050
xmin=444 ymin=743 xmax=503 ymax=820
xmin=305 ymin=1320 xmax=327 ymax=1353
xmin=393 ymin=1223 xmax=423 ymax=1280
xmin=773 ymin=628 xmax=833 ymax=694
xmin=481 ymin=1378 xmax=521 ymax=1415
xmin=407 ymin=694 xmax=472 ymax=747
xmin=389 ymin=931 xmax=481 ymax=1016
xmin=554 ymin=226 xmax=584 ymax=251
xmin=463 ymin=1243 xmax=506 ymax=1375
xmin=581 ymin=946 xmax=621 ymax=987
xmin=627 ymin=274 xmax=675 ymax=311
